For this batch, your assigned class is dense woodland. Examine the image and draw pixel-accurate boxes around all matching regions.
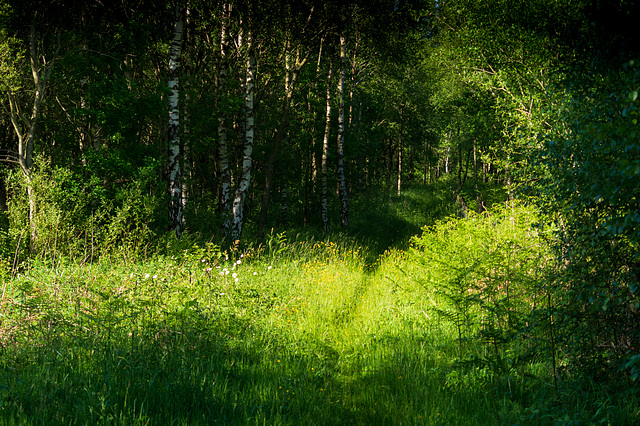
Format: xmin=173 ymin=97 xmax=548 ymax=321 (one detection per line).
xmin=1 ymin=0 xmax=640 ymax=423
xmin=1 ymin=0 xmax=638 ymax=245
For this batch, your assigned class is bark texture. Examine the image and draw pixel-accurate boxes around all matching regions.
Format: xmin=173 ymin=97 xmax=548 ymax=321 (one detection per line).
xmin=321 ymin=58 xmax=333 ymax=234
xmin=336 ymin=34 xmax=349 ymax=228
xmin=217 ymin=3 xmax=232 ymax=235
xmin=167 ymin=3 xmax=185 ymax=237
xmin=231 ymin=29 xmax=255 ymax=241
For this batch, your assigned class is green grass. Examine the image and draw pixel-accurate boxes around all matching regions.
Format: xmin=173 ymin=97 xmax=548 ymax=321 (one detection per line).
xmin=0 ymin=242 xmax=486 ymax=425
xmin=1 ymin=183 xmax=638 ymax=425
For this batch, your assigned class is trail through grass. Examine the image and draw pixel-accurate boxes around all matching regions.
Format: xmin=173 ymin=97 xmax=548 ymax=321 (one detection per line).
xmin=0 ymin=237 xmax=496 ymax=424
xmin=1 ymin=184 xmax=638 ymax=425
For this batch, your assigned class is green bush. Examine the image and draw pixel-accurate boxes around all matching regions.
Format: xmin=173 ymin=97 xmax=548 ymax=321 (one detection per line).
xmin=409 ymin=202 xmax=551 ymax=375
xmin=4 ymin=154 xmax=164 ymax=265
xmin=535 ymin=58 xmax=640 ymax=382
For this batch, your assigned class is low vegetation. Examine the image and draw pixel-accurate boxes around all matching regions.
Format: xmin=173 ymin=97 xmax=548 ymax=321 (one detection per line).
xmin=1 ymin=185 xmax=638 ymax=425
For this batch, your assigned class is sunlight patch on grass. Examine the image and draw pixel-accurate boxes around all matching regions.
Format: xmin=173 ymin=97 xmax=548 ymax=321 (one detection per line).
xmin=1 ymin=222 xmax=638 ymax=425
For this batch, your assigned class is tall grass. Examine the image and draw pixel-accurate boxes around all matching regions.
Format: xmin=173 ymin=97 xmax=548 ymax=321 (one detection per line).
xmin=1 ymin=185 xmax=638 ymax=425
xmin=0 ymin=234 xmax=495 ymax=424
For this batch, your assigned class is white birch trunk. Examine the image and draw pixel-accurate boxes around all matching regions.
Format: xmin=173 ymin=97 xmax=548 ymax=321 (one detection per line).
xmin=231 ymin=30 xmax=255 ymax=241
xmin=321 ymin=58 xmax=333 ymax=234
xmin=444 ymin=146 xmax=450 ymax=174
xmin=218 ymin=3 xmax=232 ymax=235
xmin=311 ymin=38 xmax=323 ymax=185
xmin=336 ymin=34 xmax=349 ymax=228
xmin=167 ymin=3 xmax=185 ymax=237
xmin=182 ymin=92 xmax=191 ymax=210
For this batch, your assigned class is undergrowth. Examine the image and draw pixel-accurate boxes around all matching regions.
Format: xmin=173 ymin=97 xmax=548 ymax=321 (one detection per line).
xmin=0 ymin=199 xmax=638 ymax=425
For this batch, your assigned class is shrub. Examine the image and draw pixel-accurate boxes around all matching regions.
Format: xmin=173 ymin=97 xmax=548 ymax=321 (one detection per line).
xmin=409 ymin=202 xmax=551 ymax=375
xmin=535 ymin=58 xmax=640 ymax=382
xmin=4 ymin=154 xmax=164 ymax=265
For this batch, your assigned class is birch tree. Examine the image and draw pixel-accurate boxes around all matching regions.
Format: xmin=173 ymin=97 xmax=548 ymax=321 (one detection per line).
xmin=217 ymin=2 xmax=232 ymax=235
xmin=336 ymin=33 xmax=349 ymax=228
xmin=231 ymin=28 xmax=255 ymax=241
xmin=3 ymin=14 xmax=60 ymax=246
xmin=167 ymin=2 xmax=186 ymax=237
xmin=321 ymin=56 xmax=333 ymax=234
xmin=396 ymin=103 xmax=404 ymax=196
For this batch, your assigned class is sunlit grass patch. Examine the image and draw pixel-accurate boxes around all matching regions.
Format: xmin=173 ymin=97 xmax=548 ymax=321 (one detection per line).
xmin=1 ymin=219 xmax=639 ymax=425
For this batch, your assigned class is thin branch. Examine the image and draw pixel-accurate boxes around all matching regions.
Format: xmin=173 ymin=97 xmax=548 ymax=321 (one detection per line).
xmin=6 ymin=93 xmax=26 ymax=139
xmin=0 ymin=149 xmax=22 ymax=165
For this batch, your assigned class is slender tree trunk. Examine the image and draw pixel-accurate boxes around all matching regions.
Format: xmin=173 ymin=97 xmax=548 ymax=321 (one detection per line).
xmin=313 ymin=40 xmax=323 ymax=184
xmin=280 ymin=180 xmax=288 ymax=226
xmin=321 ymin=57 xmax=333 ymax=234
xmin=456 ymin=145 xmax=472 ymax=190
xmin=336 ymin=34 xmax=349 ymax=228
xmin=397 ymin=104 xmax=404 ymax=196
xmin=231 ymin=29 xmax=255 ymax=241
xmin=304 ymin=38 xmax=324 ymax=226
xmin=348 ymin=35 xmax=358 ymax=126
xmin=397 ymin=127 xmax=403 ymax=196
xmin=217 ymin=3 xmax=232 ymax=235
xmin=424 ymin=139 xmax=430 ymax=184
xmin=444 ymin=146 xmax=450 ymax=174
xmin=167 ymin=2 xmax=185 ymax=237
xmin=182 ymin=92 xmax=191 ymax=212
xmin=474 ymin=139 xmax=484 ymax=213
xmin=78 ymin=3 xmax=90 ymax=165
xmin=6 ymin=17 xmax=60 ymax=248
xmin=457 ymin=144 xmax=463 ymax=189
xmin=78 ymin=77 xmax=89 ymax=164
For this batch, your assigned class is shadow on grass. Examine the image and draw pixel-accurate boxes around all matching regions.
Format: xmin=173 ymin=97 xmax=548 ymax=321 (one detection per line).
xmin=0 ymin=309 xmax=359 ymax=425
xmin=242 ymin=179 xmax=506 ymax=271
xmin=2 ymin=274 xmax=630 ymax=425
xmin=348 ymin=184 xmax=453 ymax=266
xmin=1 ymin=296 xmax=507 ymax=425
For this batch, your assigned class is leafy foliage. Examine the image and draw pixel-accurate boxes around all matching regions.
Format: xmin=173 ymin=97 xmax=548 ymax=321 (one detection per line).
xmin=409 ymin=203 xmax=551 ymax=373
xmin=5 ymin=155 xmax=164 ymax=264
xmin=0 ymin=0 xmax=640 ymax=422
xmin=535 ymin=59 xmax=640 ymax=380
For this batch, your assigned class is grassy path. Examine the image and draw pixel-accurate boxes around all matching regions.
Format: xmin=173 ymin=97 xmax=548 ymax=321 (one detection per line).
xmin=2 ymin=185 xmax=636 ymax=424
xmin=0 ymin=235 xmax=506 ymax=425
